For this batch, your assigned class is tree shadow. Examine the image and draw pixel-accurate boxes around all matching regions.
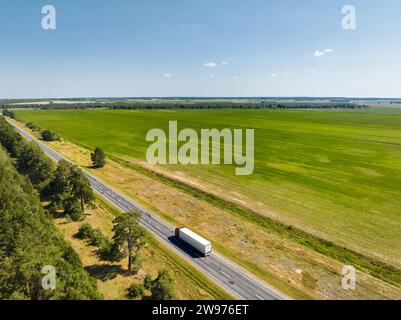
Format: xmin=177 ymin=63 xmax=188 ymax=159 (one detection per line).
xmin=45 ymin=205 xmax=66 ymax=221
xmin=83 ymin=164 xmax=101 ymax=169
xmin=51 ymin=211 xmax=66 ymax=220
xmin=85 ymin=264 xmax=128 ymax=281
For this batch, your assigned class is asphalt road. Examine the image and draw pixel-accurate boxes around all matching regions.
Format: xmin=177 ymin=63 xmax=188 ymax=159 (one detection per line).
xmin=11 ymin=123 xmax=285 ymax=301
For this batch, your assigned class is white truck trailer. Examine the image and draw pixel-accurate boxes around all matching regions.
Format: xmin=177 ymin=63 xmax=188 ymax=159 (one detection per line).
xmin=175 ymin=227 xmax=212 ymax=256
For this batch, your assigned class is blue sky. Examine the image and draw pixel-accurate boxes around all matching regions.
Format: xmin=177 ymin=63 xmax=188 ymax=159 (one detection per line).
xmin=1 ymin=0 xmax=401 ymax=98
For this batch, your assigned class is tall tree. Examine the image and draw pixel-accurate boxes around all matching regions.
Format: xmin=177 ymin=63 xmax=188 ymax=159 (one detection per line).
xmin=112 ymin=210 xmax=146 ymax=274
xmin=44 ymin=161 xmax=94 ymax=221
xmin=45 ymin=160 xmax=73 ymax=207
xmin=0 ymin=116 xmax=22 ymax=157
xmin=91 ymin=147 xmax=106 ymax=168
xmin=69 ymin=166 xmax=95 ymax=213
xmin=17 ymin=141 xmax=54 ymax=191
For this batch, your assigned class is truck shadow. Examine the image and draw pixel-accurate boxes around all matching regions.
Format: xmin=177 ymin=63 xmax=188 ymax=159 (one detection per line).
xmin=167 ymin=236 xmax=205 ymax=259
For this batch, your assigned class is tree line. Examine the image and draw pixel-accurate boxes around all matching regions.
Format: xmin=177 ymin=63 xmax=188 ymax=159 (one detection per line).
xmin=2 ymin=109 xmax=16 ymax=119
xmin=0 ymin=116 xmax=176 ymax=300
xmin=107 ymin=101 xmax=368 ymax=110
xmin=0 ymin=140 xmax=101 ymax=299
xmin=0 ymin=117 xmax=95 ymax=221
xmin=1 ymin=101 xmax=369 ymax=110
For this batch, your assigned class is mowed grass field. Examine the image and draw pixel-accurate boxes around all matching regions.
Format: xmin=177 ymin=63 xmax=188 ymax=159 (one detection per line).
xmin=15 ymin=107 xmax=401 ymax=266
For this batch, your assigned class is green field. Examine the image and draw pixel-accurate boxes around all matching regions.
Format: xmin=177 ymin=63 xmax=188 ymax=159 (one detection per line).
xmin=15 ymin=107 xmax=401 ymax=267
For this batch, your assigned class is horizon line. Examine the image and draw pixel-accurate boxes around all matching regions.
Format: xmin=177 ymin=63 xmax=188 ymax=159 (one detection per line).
xmin=2 ymin=96 xmax=401 ymax=101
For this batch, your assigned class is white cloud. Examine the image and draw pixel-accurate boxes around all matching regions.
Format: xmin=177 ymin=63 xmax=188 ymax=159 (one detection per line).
xmin=233 ymin=76 xmax=240 ymax=80
xmin=163 ymin=73 xmax=172 ymax=78
xmin=306 ymin=68 xmax=317 ymax=73
xmin=314 ymin=50 xmax=325 ymax=57
xmin=204 ymin=62 xmax=217 ymax=68
xmin=283 ymin=70 xmax=292 ymax=75
xmin=270 ymin=73 xmax=278 ymax=78
xmin=314 ymin=49 xmax=334 ymax=57
xmin=210 ymin=74 xmax=215 ymax=78
xmin=221 ymin=61 xmax=228 ymax=65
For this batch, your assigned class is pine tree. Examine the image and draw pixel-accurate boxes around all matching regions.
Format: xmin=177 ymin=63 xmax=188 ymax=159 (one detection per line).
xmin=69 ymin=166 xmax=95 ymax=213
xmin=112 ymin=211 xmax=146 ymax=274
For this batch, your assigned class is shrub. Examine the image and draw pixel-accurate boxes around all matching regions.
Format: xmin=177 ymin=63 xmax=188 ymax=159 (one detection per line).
xmin=41 ymin=129 xmax=59 ymax=141
xmin=69 ymin=209 xmax=85 ymax=222
xmin=89 ymin=229 xmax=108 ymax=247
xmin=143 ymin=273 xmax=153 ymax=290
xmin=26 ymin=122 xmax=40 ymax=131
xmin=98 ymin=241 xmax=124 ymax=262
xmin=127 ymin=283 xmax=144 ymax=299
xmin=150 ymin=269 xmax=176 ymax=300
xmin=76 ymin=223 xmax=93 ymax=239
xmin=64 ymin=200 xmax=85 ymax=221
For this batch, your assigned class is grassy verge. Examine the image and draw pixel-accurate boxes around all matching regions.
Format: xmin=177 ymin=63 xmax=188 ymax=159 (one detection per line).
xmin=108 ymin=155 xmax=401 ymax=289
